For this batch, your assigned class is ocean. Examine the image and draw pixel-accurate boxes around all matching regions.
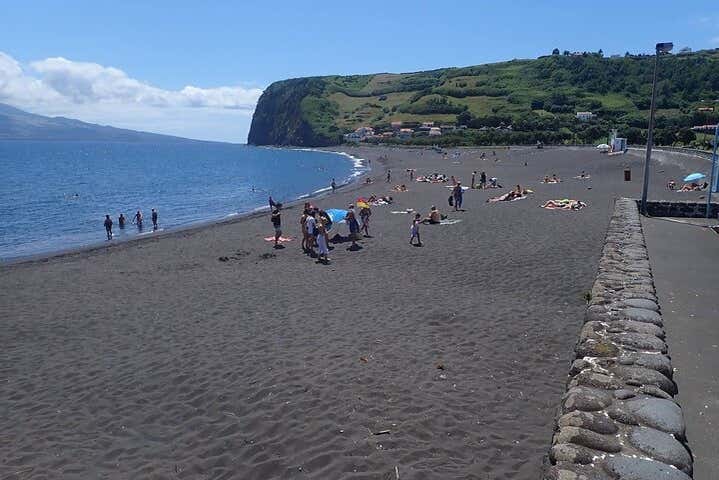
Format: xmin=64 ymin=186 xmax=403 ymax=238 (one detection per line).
xmin=0 ymin=141 xmax=364 ymax=260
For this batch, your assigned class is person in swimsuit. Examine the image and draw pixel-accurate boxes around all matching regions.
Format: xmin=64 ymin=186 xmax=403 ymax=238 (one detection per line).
xmin=359 ymin=206 xmax=371 ymax=237
xmin=132 ymin=210 xmax=143 ymax=231
xmin=118 ymin=213 xmax=126 ymax=229
xmin=103 ymin=215 xmax=113 ymax=240
xmin=151 ymin=208 xmax=158 ymax=230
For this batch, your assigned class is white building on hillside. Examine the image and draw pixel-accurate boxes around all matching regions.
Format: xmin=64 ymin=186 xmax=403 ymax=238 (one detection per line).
xmin=576 ymin=111 xmax=595 ymax=121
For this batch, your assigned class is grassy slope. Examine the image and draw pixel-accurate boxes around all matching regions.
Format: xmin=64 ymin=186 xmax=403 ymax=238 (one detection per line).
xmin=250 ymin=49 xmax=719 ymax=146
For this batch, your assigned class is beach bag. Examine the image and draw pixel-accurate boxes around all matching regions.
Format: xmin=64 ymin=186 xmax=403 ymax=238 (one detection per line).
xmin=448 ymin=195 xmax=454 ymax=206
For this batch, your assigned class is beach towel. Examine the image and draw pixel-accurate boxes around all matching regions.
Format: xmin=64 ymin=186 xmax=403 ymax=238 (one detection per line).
xmin=439 ymin=219 xmax=462 ymax=225
xmin=487 ymin=192 xmax=528 ymax=203
xmin=444 ymin=185 xmax=470 ymax=190
xmin=541 ymin=199 xmax=587 ymax=211
xmin=264 ymin=236 xmax=293 ymax=242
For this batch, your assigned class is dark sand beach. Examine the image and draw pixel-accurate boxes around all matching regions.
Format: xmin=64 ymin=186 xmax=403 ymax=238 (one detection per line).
xmin=0 ymin=146 xmax=712 ymax=479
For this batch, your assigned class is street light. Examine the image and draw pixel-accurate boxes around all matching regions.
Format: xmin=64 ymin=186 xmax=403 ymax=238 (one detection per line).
xmin=640 ymin=42 xmax=673 ymax=215
xmin=707 ymin=123 xmax=719 ymax=218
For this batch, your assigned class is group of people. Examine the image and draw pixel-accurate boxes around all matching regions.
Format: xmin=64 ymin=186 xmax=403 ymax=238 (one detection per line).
xmin=293 ymin=201 xmax=371 ymax=263
xmin=103 ymin=209 xmax=158 ymax=240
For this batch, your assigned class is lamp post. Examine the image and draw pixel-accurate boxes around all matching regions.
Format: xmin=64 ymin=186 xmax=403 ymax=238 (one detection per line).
xmin=640 ymin=42 xmax=673 ymax=215
xmin=707 ymin=122 xmax=719 ymax=218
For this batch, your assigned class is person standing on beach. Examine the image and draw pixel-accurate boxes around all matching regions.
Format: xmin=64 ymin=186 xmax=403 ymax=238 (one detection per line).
xmin=345 ymin=205 xmax=360 ymax=248
xmin=471 ymin=171 xmax=476 ymax=189
xmin=305 ymin=210 xmax=317 ymax=256
xmin=410 ymin=213 xmax=422 ymax=246
xmin=271 ymin=208 xmax=282 ymax=247
xmin=452 ymin=182 xmax=464 ymax=211
xmin=480 ymin=171 xmax=487 ymax=189
xmin=331 ymin=178 xmax=336 ymax=193
xmin=151 ymin=208 xmax=158 ymax=230
xmin=316 ymin=216 xmax=330 ymax=263
xmin=103 ymin=215 xmax=113 ymax=240
xmin=386 ymin=169 xmax=391 ymax=183
xmin=359 ymin=205 xmax=371 ymax=237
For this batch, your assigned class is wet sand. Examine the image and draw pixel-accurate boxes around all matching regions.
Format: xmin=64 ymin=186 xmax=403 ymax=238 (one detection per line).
xmin=0 ymin=146 xmax=710 ymax=479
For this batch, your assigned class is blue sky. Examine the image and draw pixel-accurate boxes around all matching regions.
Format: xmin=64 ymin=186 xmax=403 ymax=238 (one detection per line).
xmin=2 ymin=1 xmax=719 ymax=142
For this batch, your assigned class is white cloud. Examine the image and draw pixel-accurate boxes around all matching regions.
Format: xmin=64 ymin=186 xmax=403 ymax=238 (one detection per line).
xmin=0 ymin=51 xmax=263 ymax=142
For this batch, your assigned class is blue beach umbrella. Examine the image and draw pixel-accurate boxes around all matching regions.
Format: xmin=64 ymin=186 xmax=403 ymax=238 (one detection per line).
xmin=683 ymin=173 xmax=706 ymax=182
xmin=324 ymin=209 xmax=348 ymax=231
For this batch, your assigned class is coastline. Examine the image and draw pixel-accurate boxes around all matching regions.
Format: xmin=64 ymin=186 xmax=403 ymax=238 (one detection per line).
xmin=0 ymin=148 xmax=373 ymax=267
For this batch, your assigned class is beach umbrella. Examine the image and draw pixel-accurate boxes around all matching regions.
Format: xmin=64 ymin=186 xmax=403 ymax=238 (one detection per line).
xmin=683 ymin=173 xmax=706 ymax=182
xmin=324 ymin=209 xmax=348 ymax=231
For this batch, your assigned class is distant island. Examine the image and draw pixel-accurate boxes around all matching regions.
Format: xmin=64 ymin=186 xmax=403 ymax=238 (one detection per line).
xmin=248 ymin=48 xmax=719 ymax=148
xmin=0 ymin=103 xmax=196 ymax=143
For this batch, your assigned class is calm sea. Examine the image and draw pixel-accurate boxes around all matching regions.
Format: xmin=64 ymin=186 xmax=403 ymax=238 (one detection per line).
xmin=0 ymin=141 xmax=364 ymax=260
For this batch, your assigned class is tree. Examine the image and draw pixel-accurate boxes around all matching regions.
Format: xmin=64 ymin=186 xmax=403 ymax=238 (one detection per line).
xmin=552 ymin=48 xmax=560 ymax=55
xmin=456 ymin=110 xmax=473 ymax=126
xmin=676 ymin=128 xmax=696 ymax=145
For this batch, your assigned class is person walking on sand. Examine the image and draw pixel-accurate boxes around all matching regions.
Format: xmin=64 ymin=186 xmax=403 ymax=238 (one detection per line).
xmin=316 ymin=216 xmax=330 ymax=263
xmin=271 ymin=208 xmax=282 ymax=247
xmin=452 ymin=182 xmax=464 ymax=211
xmin=151 ymin=208 xmax=158 ymax=230
xmin=386 ymin=169 xmax=391 ymax=183
xmin=104 ymin=215 xmax=113 ymax=240
xmin=359 ymin=205 xmax=371 ymax=237
xmin=471 ymin=171 xmax=476 ymax=189
xmin=331 ymin=178 xmax=336 ymax=193
xmin=410 ymin=213 xmax=422 ymax=246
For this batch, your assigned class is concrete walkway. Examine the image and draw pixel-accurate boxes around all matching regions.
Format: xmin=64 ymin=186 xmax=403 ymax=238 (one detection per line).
xmin=642 ymin=216 xmax=719 ymax=478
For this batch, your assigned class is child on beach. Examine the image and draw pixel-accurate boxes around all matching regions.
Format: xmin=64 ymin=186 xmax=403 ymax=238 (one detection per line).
xmin=410 ymin=213 xmax=422 ymax=246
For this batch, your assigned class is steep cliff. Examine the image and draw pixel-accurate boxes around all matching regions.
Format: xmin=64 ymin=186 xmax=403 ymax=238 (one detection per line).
xmin=247 ymin=77 xmax=341 ymax=146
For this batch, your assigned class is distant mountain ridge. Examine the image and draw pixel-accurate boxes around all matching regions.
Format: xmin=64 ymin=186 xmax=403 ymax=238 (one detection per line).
xmin=0 ymin=103 xmax=195 ymax=142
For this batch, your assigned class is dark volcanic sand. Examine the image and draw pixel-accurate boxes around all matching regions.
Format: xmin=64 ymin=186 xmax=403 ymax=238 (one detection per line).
xmin=0 ymin=146 xmax=710 ymax=479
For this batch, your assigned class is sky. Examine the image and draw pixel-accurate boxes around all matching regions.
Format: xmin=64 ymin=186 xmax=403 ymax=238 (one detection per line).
xmin=2 ymin=1 xmax=719 ymax=143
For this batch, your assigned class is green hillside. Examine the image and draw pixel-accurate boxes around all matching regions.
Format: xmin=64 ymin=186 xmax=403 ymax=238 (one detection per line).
xmin=248 ymin=49 xmax=719 ymax=147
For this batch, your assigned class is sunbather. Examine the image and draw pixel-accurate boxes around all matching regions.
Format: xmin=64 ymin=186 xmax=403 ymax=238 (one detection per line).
xmin=422 ymin=206 xmax=443 ymax=224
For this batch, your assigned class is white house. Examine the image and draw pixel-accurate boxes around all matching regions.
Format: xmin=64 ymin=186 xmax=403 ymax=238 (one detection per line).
xmin=428 ymin=127 xmax=442 ymax=136
xmin=576 ymin=111 xmax=595 ymax=121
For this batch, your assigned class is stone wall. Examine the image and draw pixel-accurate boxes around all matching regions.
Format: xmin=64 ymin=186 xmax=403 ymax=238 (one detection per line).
xmin=544 ymin=198 xmax=693 ymax=480
xmin=644 ymin=200 xmax=719 ymax=219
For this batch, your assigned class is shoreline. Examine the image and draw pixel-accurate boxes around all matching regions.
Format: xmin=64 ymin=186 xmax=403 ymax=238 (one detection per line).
xmin=4 ymin=144 xmax=711 ymax=268
xmin=0 ymin=148 xmax=375 ymax=267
